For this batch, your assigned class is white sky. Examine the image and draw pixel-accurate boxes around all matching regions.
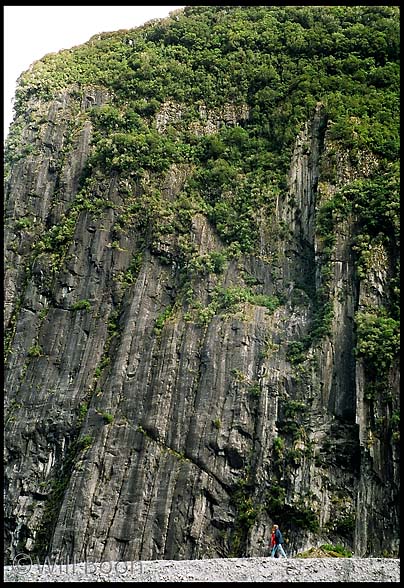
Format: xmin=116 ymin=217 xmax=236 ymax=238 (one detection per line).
xmin=3 ymin=5 xmax=185 ymax=138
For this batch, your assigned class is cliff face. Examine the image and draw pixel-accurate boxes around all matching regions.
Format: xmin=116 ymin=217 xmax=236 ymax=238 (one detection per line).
xmin=4 ymin=6 xmax=399 ymax=564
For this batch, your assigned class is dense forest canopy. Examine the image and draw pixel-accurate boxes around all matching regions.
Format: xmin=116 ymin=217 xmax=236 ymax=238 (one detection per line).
xmin=10 ymin=5 xmax=400 ymax=156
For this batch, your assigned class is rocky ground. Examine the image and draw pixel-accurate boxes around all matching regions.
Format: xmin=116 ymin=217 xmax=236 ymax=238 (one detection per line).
xmin=4 ymin=556 xmax=400 ymax=582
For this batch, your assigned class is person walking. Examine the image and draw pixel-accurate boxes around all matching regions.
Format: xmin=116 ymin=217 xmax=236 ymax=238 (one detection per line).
xmin=270 ymin=524 xmax=287 ymax=558
xmin=269 ymin=525 xmax=276 ymax=556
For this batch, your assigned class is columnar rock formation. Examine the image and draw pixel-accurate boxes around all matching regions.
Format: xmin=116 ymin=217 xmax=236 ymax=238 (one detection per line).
xmin=4 ymin=6 xmax=399 ymax=564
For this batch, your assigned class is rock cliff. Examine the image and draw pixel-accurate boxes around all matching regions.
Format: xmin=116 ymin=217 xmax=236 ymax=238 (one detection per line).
xmin=4 ymin=5 xmax=399 ymax=564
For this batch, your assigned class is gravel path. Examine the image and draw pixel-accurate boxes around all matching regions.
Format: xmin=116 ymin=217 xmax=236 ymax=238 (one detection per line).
xmin=4 ymin=556 xmax=400 ymax=582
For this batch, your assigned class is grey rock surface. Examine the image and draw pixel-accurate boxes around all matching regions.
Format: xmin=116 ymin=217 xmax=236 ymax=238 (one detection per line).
xmin=4 ymin=557 xmax=400 ymax=583
xmin=4 ymin=61 xmax=399 ymax=561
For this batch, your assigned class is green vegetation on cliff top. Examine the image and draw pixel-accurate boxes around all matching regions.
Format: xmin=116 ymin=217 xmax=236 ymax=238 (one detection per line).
xmin=8 ymin=5 xmax=399 ymax=242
